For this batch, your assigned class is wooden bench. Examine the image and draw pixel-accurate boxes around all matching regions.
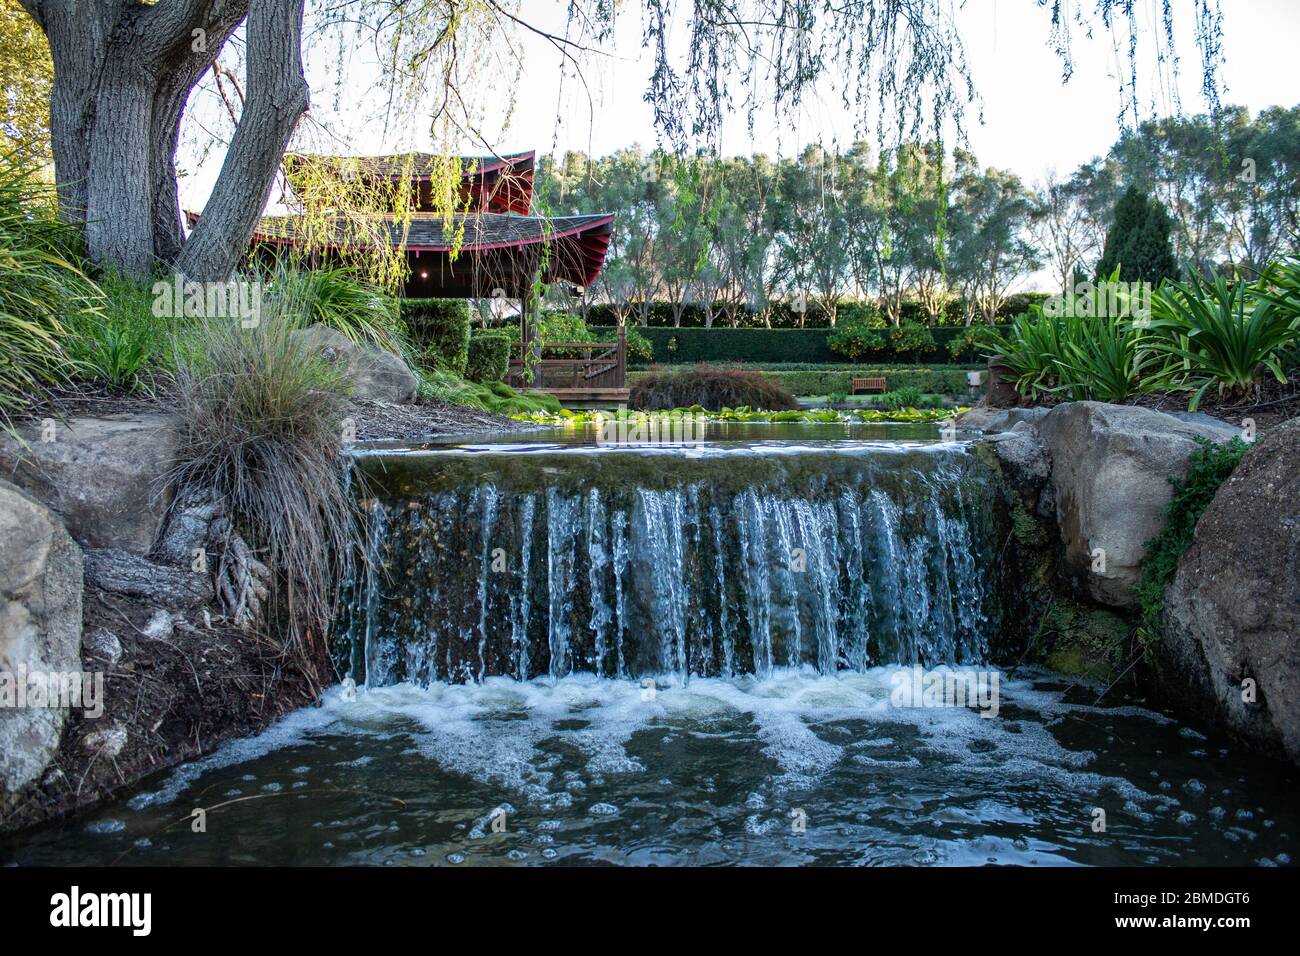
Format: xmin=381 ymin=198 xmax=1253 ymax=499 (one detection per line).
xmin=851 ymin=376 xmax=888 ymax=394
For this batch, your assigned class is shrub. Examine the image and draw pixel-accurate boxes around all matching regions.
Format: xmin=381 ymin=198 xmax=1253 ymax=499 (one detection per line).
xmin=889 ymin=321 xmax=937 ymax=359
xmin=1149 ymin=272 xmax=1298 ymax=409
xmin=0 ymin=154 xmax=100 ymax=434
xmin=264 ymin=261 xmax=404 ymax=353
xmin=629 ymin=363 xmax=799 ymax=411
xmin=875 ymin=385 xmax=925 ymax=410
xmin=401 ymin=298 xmax=471 ymax=373
xmin=165 ymin=303 xmax=354 ymax=681
xmin=1051 ymin=315 xmax=1160 ymax=403
xmin=827 ymin=307 xmax=886 ymax=360
xmin=466 ymin=330 xmax=511 ymax=383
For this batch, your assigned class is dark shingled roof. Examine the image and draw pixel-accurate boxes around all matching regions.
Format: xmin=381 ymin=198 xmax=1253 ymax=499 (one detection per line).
xmin=247 ymin=211 xmax=613 ymax=253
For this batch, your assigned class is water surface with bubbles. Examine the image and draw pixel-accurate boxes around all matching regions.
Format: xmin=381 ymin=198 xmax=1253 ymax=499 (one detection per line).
xmin=4 ymin=670 xmax=1296 ymax=866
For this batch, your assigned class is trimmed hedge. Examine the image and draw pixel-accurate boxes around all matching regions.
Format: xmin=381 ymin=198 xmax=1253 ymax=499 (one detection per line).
xmin=628 ymin=364 xmax=980 ymax=396
xmin=466 ymin=330 xmax=511 ymax=383
xmin=584 ymin=295 xmax=1048 ymax=329
xmin=401 ymin=298 xmax=471 ymax=374
xmin=628 ymin=326 xmax=1005 ymax=367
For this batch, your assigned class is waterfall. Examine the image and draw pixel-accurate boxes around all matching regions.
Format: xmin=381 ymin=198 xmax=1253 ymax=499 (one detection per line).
xmin=335 ymin=445 xmax=1004 ymax=684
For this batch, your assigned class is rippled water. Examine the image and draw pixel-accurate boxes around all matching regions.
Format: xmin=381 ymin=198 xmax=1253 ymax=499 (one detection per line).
xmin=6 ymin=669 xmax=1296 ymax=867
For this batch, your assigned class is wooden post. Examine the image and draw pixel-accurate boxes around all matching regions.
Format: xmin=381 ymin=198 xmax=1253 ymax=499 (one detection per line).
xmin=617 ymin=321 xmax=627 ymax=388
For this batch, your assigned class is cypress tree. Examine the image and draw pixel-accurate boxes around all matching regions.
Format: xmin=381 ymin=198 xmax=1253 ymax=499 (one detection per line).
xmin=1095 ymin=185 xmax=1179 ymax=285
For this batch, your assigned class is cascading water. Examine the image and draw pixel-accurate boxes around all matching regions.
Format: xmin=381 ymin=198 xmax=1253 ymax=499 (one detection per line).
xmin=335 ymin=440 xmax=1005 ymax=686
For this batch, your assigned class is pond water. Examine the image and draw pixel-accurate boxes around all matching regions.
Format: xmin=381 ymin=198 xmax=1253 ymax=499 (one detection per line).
xmin=5 ymin=671 xmax=1296 ymax=866
xmin=5 ymin=424 xmax=1296 ymax=866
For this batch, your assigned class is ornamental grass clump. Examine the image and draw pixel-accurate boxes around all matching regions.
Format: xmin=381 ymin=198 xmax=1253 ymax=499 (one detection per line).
xmin=0 ymin=155 xmax=102 ymax=434
xmin=630 ymin=363 xmax=799 ymax=411
xmin=165 ymin=294 xmax=359 ymax=685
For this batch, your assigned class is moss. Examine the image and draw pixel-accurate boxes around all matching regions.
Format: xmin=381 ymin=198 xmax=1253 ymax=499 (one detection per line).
xmin=1011 ymin=501 xmax=1047 ymax=548
xmin=1038 ymin=601 xmax=1131 ymax=682
xmin=1136 ymin=436 xmax=1248 ymax=655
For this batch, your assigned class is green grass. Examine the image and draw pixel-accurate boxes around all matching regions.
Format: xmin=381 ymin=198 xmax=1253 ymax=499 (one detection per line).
xmin=0 ymin=155 xmax=102 ymax=434
xmin=417 ymin=368 xmax=562 ymax=415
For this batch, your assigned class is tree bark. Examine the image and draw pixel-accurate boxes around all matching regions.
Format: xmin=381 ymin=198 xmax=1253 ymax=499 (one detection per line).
xmin=177 ymin=0 xmax=308 ymax=281
xmin=21 ymin=0 xmax=291 ymax=282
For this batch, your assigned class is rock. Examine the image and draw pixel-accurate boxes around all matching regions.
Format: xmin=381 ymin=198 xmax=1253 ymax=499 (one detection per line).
xmin=0 ymin=413 xmax=178 ymax=553
xmin=293 ymin=324 xmax=418 ymax=404
xmin=1161 ymin=418 xmax=1300 ymax=763
xmin=81 ymin=724 xmax=127 ymax=760
xmin=82 ymin=627 xmax=122 ymax=666
xmin=142 ymin=609 xmax=174 ymax=641
xmin=84 ymin=548 xmax=213 ymax=608
xmin=1037 ymin=402 xmax=1234 ymax=609
xmin=1163 ymin=411 xmax=1243 ymax=440
xmin=984 ymin=422 xmax=1054 ymax=518
xmin=0 ymin=480 xmax=84 ymax=795
xmin=957 ymin=406 xmax=1049 ymax=435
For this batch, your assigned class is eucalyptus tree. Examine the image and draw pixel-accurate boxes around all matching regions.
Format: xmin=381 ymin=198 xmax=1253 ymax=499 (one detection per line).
xmin=17 ymin=0 xmax=1226 ymax=283
xmin=1029 ymin=169 xmax=1101 ymax=295
xmin=949 ymin=153 xmax=1040 ymax=324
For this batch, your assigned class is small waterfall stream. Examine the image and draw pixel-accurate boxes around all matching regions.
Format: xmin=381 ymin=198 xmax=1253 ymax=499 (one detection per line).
xmin=335 ymin=442 xmax=1005 ymax=685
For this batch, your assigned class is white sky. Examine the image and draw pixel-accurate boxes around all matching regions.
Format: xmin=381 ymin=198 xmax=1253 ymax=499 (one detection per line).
xmin=179 ymin=0 xmax=1300 ymax=290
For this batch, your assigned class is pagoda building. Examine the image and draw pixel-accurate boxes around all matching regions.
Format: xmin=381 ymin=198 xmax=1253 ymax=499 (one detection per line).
xmin=187 ymin=149 xmax=624 ymax=401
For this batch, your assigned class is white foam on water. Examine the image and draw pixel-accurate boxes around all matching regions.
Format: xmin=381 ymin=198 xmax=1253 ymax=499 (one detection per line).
xmin=132 ymin=666 xmax=1179 ymax=813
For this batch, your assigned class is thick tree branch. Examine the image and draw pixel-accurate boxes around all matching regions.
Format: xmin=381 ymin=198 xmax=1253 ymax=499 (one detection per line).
xmin=177 ymin=0 xmax=309 ymax=281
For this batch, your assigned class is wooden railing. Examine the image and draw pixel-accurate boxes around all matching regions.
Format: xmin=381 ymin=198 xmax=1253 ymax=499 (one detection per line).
xmin=507 ymin=327 xmax=627 ymax=392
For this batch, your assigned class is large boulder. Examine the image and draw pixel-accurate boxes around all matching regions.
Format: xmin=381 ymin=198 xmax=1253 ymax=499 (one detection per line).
xmin=0 ymin=480 xmax=84 ymax=795
xmin=1161 ymin=418 xmax=1300 ymax=763
xmin=294 ymin=324 xmax=418 ymax=404
xmin=1037 ymin=402 xmax=1234 ymax=609
xmin=0 ymin=413 xmax=178 ymax=554
xmin=956 ymin=406 xmax=1049 ymax=436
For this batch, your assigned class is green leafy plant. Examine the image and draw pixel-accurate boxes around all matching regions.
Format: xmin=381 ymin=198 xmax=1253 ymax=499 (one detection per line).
xmin=465 ymin=329 xmax=511 ymax=383
xmin=0 ymin=154 xmax=101 ymax=433
xmin=264 ymin=260 xmax=404 ymax=353
xmin=400 ymin=297 xmax=471 ymax=373
xmin=875 ymin=385 xmax=925 ymax=410
xmin=1135 ymin=437 xmax=1248 ymax=654
xmin=827 ymin=308 xmax=886 ymax=360
xmin=974 ymin=310 xmax=1069 ymax=399
xmin=889 ymin=321 xmax=937 ymax=359
xmin=1148 ymin=272 xmax=1298 ymax=409
xmin=61 ymin=271 xmax=172 ymax=391
xmin=1048 ymin=315 xmax=1158 ymax=403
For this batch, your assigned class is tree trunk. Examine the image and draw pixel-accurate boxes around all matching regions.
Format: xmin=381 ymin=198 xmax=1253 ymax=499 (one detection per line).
xmin=177 ymin=0 xmax=308 ymax=281
xmin=22 ymin=0 xmax=294 ymax=282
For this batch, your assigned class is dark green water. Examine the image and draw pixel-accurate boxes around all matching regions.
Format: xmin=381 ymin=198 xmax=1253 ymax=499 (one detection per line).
xmin=4 ymin=670 xmax=1296 ymax=866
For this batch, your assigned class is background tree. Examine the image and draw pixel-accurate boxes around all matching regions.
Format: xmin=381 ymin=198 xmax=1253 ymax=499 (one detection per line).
xmin=1096 ymin=186 xmax=1179 ymax=284
xmin=0 ymin=0 xmax=53 ymax=162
